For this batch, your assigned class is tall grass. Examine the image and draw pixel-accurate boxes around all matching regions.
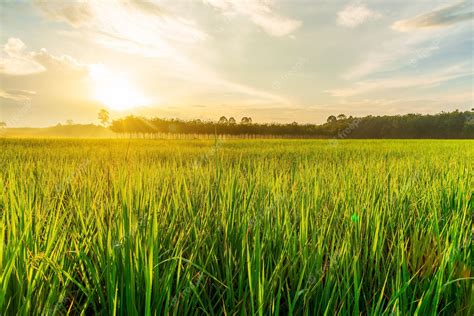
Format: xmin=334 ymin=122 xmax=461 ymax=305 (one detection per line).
xmin=1 ymin=139 xmax=472 ymax=315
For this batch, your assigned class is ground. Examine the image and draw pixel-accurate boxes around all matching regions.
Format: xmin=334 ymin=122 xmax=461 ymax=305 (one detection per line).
xmin=1 ymin=139 xmax=472 ymax=315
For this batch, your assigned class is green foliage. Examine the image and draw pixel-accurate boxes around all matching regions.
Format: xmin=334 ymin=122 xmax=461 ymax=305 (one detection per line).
xmin=98 ymin=109 xmax=110 ymax=127
xmin=0 ymin=139 xmax=472 ymax=315
xmin=110 ymin=110 xmax=474 ymax=138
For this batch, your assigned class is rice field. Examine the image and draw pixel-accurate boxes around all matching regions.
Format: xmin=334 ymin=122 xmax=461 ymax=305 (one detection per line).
xmin=1 ymin=139 xmax=472 ymax=315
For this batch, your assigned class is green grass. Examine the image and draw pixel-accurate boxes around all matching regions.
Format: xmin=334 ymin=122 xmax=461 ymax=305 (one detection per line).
xmin=1 ymin=139 xmax=472 ymax=315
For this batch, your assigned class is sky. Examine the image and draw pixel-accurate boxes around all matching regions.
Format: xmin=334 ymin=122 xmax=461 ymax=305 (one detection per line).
xmin=0 ymin=0 xmax=472 ymax=127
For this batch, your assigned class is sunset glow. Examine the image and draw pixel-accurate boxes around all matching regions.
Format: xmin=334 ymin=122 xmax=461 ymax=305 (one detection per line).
xmin=89 ymin=65 xmax=149 ymax=111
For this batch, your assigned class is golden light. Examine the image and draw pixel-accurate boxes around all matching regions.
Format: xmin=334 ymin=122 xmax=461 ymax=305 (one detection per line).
xmin=89 ymin=64 xmax=149 ymax=111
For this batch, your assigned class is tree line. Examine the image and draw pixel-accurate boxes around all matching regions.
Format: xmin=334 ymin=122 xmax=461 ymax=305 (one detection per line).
xmin=107 ymin=110 xmax=473 ymax=139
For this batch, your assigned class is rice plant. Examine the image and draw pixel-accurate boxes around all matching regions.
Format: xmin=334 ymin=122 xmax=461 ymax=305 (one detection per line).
xmin=1 ymin=139 xmax=472 ymax=315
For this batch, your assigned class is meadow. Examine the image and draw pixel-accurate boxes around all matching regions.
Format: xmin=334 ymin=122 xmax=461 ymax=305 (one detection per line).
xmin=1 ymin=138 xmax=472 ymax=315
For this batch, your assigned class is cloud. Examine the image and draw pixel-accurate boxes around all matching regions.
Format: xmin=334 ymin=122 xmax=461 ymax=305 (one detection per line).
xmin=0 ymin=38 xmax=45 ymax=75
xmin=0 ymin=37 xmax=89 ymax=99
xmin=33 ymin=0 xmax=93 ymax=27
xmin=326 ymin=63 xmax=471 ymax=97
xmin=0 ymin=37 xmax=99 ymax=126
xmin=392 ymin=0 xmax=473 ymax=31
xmin=337 ymin=4 xmax=379 ymax=28
xmin=33 ymin=0 xmax=290 ymax=106
xmin=0 ymin=89 xmax=36 ymax=102
xmin=32 ymin=49 xmax=86 ymax=75
xmin=34 ymin=0 xmax=206 ymax=58
xmin=342 ymin=33 xmax=442 ymax=80
xmin=204 ymin=0 xmax=302 ymax=36
xmin=0 ymin=37 xmax=86 ymax=76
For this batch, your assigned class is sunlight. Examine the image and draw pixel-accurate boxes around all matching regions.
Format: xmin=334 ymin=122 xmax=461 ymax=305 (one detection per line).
xmin=89 ymin=64 xmax=149 ymax=111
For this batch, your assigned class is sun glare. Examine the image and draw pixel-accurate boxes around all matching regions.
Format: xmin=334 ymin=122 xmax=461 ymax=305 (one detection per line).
xmin=89 ymin=64 xmax=149 ymax=111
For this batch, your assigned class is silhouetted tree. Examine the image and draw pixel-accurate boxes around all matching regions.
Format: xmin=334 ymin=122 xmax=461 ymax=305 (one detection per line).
xmin=337 ymin=114 xmax=347 ymax=120
xmin=327 ymin=115 xmax=337 ymax=123
xmin=240 ymin=117 xmax=252 ymax=125
xmin=218 ymin=116 xmax=228 ymax=124
xmin=109 ymin=110 xmax=474 ymax=139
xmin=0 ymin=122 xmax=6 ymax=128
xmin=228 ymin=117 xmax=236 ymax=125
xmin=66 ymin=120 xmax=74 ymax=125
xmin=98 ymin=109 xmax=110 ymax=126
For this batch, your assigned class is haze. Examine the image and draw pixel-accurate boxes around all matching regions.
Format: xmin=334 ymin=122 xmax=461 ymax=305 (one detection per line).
xmin=0 ymin=0 xmax=472 ymax=127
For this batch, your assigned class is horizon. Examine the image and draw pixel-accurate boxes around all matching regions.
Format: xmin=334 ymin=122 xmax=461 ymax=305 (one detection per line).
xmin=1 ymin=1 xmax=473 ymax=127
xmin=2 ymin=2 xmax=473 ymax=314
xmin=2 ymin=108 xmax=473 ymax=129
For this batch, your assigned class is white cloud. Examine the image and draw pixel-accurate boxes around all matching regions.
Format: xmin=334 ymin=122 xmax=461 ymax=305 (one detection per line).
xmin=0 ymin=38 xmax=45 ymax=75
xmin=392 ymin=0 xmax=473 ymax=32
xmin=0 ymin=37 xmax=85 ymax=76
xmin=204 ymin=0 xmax=302 ymax=36
xmin=342 ymin=32 xmax=443 ymax=80
xmin=0 ymin=89 xmax=36 ymax=102
xmin=337 ymin=4 xmax=379 ymax=28
xmin=33 ymin=0 xmax=93 ymax=27
xmin=326 ymin=63 xmax=471 ymax=97
xmin=0 ymin=37 xmax=99 ymax=126
xmin=33 ymin=0 xmax=290 ymax=106
xmin=34 ymin=0 xmax=206 ymax=59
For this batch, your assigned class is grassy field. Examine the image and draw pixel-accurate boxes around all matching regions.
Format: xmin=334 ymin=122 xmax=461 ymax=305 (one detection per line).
xmin=1 ymin=139 xmax=472 ymax=315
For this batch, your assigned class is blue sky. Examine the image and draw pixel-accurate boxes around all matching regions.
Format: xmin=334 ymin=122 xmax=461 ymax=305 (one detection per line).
xmin=0 ymin=0 xmax=472 ymax=127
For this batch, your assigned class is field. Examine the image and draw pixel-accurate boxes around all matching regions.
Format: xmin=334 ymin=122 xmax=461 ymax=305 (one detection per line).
xmin=1 ymin=139 xmax=472 ymax=315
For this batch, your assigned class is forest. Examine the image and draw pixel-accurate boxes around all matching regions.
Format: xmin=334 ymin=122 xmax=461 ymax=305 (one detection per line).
xmin=109 ymin=110 xmax=474 ymax=138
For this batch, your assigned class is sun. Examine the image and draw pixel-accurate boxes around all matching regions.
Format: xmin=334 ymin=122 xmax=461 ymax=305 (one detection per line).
xmin=89 ymin=65 xmax=149 ymax=111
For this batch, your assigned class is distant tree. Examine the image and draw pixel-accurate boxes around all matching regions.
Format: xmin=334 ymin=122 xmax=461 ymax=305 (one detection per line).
xmin=240 ymin=117 xmax=253 ymax=125
xmin=0 ymin=122 xmax=6 ymax=128
xmin=66 ymin=119 xmax=74 ymax=125
xmin=218 ymin=116 xmax=228 ymax=124
xmin=327 ymin=115 xmax=337 ymax=123
xmin=337 ymin=114 xmax=347 ymax=120
xmin=98 ymin=109 xmax=110 ymax=126
xmin=108 ymin=110 xmax=474 ymax=139
xmin=291 ymin=121 xmax=298 ymax=126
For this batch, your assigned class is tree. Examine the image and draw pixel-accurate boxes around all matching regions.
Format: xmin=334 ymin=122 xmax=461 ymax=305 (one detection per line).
xmin=107 ymin=110 xmax=474 ymax=139
xmin=0 ymin=122 xmax=6 ymax=128
xmin=327 ymin=115 xmax=337 ymax=123
xmin=240 ymin=117 xmax=252 ymax=125
xmin=66 ymin=119 xmax=74 ymax=125
xmin=218 ymin=116 xmax=228 ymax=124
xmin=337 ymin=114 xmax=347 ymax=120
xmin=98 ymin=109 xmax=110 ymax=126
